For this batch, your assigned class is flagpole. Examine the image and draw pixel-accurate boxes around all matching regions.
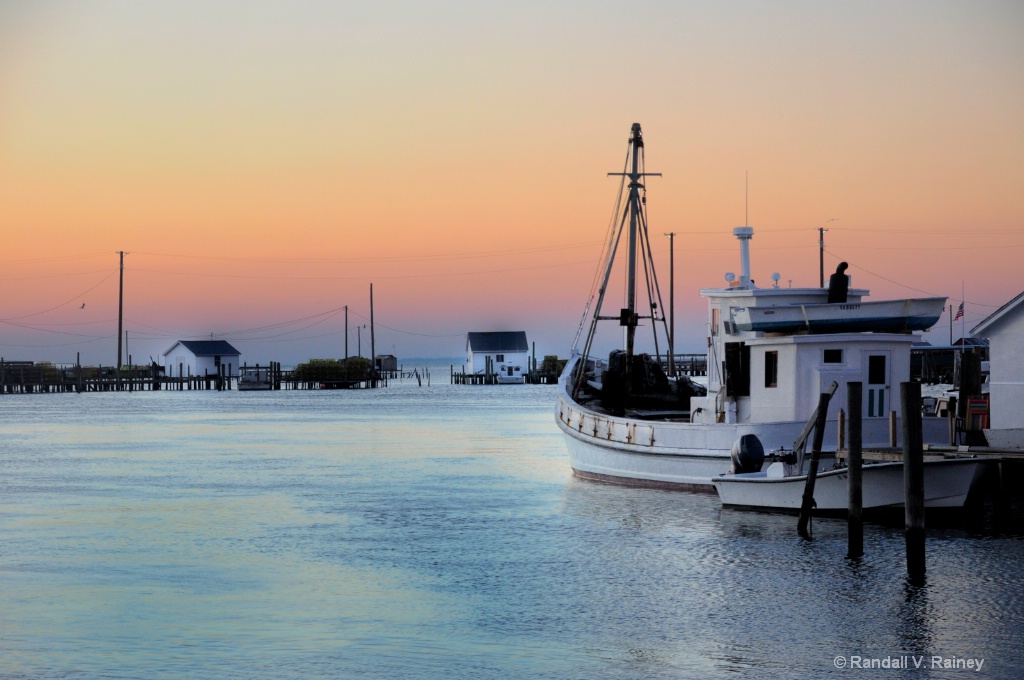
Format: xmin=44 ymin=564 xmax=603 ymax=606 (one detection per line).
xmin=961 ymin=281 xmax=965 ymax=345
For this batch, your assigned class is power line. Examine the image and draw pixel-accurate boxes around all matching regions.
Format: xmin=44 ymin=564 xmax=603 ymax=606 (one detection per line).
xmin=824 ymin=249 xmax=1001 ymax=308
xmin=346 ymin=309 xmax=463 ymax=338
xmin=130 ymin=240 xmax=603 ymax=264
xmin=0 ymin=272 xmax=116 ymax=321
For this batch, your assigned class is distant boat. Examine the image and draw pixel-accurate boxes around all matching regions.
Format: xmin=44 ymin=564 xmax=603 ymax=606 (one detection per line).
xmin=555 ymin=123 xmax=953 ymax=490
xmin=730 ymin=297 xmax=946 ymax=334
xmin=496 ymin=363 xmax=526 ymax=384
xmin=712 ymin=458 xmax=990 ymax=512
xmin=238 ymin=366 xmax=273 ymax=391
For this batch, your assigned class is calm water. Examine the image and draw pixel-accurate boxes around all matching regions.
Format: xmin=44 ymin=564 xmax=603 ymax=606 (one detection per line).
xmin=2 ymin=377 xmax=1022 ymax=679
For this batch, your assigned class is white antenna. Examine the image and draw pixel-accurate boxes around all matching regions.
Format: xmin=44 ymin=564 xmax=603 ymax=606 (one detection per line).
xmin=745 ymin=170 xmax=749 ymax=227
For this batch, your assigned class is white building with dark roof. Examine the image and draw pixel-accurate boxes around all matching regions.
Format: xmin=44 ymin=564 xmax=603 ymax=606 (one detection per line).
xmin=466 ymin=331 xmax=529 ymax=383
xmin=163 ymin=340 xmax=241 ymax=378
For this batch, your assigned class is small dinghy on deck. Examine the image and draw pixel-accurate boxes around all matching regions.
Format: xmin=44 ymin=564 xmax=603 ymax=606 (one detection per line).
xmin=730 ymin=297 xmax=946 ymax=334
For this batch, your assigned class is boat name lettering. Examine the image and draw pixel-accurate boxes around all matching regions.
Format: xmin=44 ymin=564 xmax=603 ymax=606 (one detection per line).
xmin=839 ymin=304 xmax=860 ymax=310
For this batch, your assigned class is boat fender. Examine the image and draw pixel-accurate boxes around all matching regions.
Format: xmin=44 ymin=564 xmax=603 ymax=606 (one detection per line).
xmin=730 ymin=434 xmax=765 ymax=474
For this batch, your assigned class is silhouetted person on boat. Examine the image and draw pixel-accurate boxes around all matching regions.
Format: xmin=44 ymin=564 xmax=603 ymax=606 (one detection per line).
xmin=827 ymin=262 xmax=849 ymax=303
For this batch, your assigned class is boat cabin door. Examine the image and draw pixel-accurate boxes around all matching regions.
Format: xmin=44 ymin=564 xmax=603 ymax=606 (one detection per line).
xmin=866 ymin=353 xmax=890 ymax=418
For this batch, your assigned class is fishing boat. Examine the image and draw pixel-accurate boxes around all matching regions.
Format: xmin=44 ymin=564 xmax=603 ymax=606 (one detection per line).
xmin=555 ymin=123 xmax=951 ymax=490
xmin=712 ymin=458 xmax=990 ymax=512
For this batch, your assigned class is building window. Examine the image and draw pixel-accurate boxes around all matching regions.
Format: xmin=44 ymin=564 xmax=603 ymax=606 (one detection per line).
xmin=824 ymin=349 xmax=843 ymax=364
xmin=765 ymin=351 xmax=778 ymax=388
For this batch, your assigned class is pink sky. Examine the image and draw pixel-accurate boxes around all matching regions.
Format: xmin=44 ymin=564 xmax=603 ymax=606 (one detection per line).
xmin=2 ymin=1 xmax=1022 ymax=366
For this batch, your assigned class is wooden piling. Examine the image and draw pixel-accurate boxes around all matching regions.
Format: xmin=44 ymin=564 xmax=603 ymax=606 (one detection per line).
xmin=947 ymin=395 xmax=958 ymax=445
xmin=847 ymin=382 xmax=863 ymax=559
xmin=901 ymin=382 xmax=926 ymax=580
xmin=797 ymin=390 xmax=834 ymax=538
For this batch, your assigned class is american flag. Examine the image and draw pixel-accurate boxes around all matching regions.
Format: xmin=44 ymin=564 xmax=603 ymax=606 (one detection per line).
xmin=954 ymin=302 xmax=964 ymax=321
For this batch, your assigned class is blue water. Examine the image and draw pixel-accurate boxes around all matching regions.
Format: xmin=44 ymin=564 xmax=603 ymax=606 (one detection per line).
xmin=2 ymin=378 xmax=1022 ymax=679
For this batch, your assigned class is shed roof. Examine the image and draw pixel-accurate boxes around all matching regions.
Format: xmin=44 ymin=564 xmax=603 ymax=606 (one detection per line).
xmin=972 ymin=290 xmax=1024 ymax=337
xmin=466 ymin=331 xmax=528 ymax=353
xmin=163 ymin=340 xmax=241 ymax=357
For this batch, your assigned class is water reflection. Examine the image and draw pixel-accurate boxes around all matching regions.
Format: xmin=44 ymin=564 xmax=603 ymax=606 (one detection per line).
xmin=1 ymin=387 xmax=1022 ymax=679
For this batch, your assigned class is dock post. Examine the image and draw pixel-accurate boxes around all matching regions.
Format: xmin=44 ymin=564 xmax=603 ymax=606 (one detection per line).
xmin=847 ymin=382 xmax=863 ymax=559
xmin=947 ymin=395 xmax=958 ymax=445
xmin=837 ymin=408 xmax=846 ymax=452
xmin=889 ymin=410 xmax=898 ymax=447
xmin=797 ymin=390 xmax=834 ymax=538
xmin=901 ymin=382 xmax=926 ymax=581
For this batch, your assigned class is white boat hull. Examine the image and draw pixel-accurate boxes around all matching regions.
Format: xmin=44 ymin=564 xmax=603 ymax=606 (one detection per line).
xmin=711 ymin=459 xmax=989 ymax=511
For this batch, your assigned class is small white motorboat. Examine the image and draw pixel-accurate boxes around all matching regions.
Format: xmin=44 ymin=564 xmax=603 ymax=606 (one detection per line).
xmin=712 ymin=457 xmax=990 ymax=512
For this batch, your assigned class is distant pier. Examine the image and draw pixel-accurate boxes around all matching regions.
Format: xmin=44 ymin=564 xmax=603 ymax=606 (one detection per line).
xmin=0 ymin=359 xmax=393 ymax=394
xmin=450 ymin=365 xmax=560 ymax=385
xmin=449 ymin=353 xmax=706 ymax=385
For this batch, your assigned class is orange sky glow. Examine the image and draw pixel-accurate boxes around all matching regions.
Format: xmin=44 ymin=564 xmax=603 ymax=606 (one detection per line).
xmin=2 ymin=1 xmax=1022 ymax=366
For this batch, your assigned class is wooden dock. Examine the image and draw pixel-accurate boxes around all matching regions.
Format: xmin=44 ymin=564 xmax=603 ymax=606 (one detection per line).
xmin=0 ymin=360 xmax=387 ymax=394
xmin=450 ymin=365 xmax=560 ymax=385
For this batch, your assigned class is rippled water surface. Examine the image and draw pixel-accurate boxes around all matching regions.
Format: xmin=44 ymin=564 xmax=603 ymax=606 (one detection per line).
xmin=2 ymin=378 xmax=1023 ymax=678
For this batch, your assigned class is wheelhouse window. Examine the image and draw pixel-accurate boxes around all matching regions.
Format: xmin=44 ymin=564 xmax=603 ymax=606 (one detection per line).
xmin=764 ymin=351 xmax=778 ymax=388
xmin=712 ymin=308 xmax=720 ymax=336
xmin=824 ymin=349 xmax=843 ymax=364
xmin=496 ymin=354 xmax=505 ymax=362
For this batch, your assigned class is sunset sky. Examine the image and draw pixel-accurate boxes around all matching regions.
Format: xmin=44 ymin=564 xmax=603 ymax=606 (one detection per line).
xmin=2 ymin=1 xmax=1022 ymax=367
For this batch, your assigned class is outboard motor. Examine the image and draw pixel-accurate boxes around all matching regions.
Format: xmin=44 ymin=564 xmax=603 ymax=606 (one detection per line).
xmin=730 ymin=434 xmax=765 ymax=474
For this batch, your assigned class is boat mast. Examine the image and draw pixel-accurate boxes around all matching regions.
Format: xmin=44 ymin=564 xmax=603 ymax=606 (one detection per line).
xmin=573 ymin=123 xmax=662 ymax=399
xmin=611 ymin=123 xmax=661 ymax=358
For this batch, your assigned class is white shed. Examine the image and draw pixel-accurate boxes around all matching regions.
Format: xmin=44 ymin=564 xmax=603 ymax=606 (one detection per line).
xmin=971 ymin=291 xmax=1024 ymax=431
xmin=163 ymin=340 xmax=241 ymax=378
xmin=466 ymin=331 xmax=529 ymax=383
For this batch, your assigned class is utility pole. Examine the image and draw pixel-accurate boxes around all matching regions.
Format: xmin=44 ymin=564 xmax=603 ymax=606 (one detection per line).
xmin=344 ymin=305 xmax=349 ymax=378
xmin=818 ymin=228 xmax=827 ymax=288
xmin=819 ymin=219 xmax=838 ymax=287
xmin=370 ymin=283 xmax=376 ymax=375
xmin=664 ymin=232 xmax=676 ymax=376
xmin=116 ymin=251 xmax=127 ymax=369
